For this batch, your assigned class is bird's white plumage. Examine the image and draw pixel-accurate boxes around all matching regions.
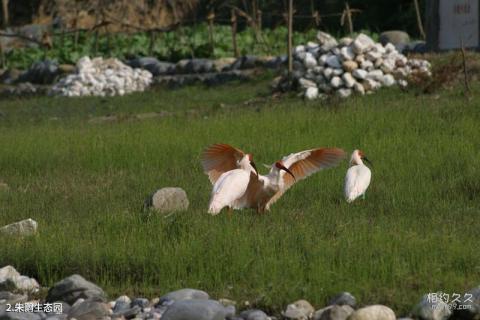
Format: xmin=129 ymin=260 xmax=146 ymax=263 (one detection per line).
xmin=208 ymin=169 xmax=251 ymax=214
xmin=344 ymin=150 xmax=372 ymax=202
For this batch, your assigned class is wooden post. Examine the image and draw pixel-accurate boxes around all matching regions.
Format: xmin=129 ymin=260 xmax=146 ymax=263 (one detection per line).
xmin=256 ymin=9 xmax=262 ymax=30
xmin=1 ymin=0 xmax=8 ymax=27
xmin=231 ymin=9 xmax=239 ymax=57
xmin=287 ymin=0 xmax=293 ymax=75
xmin=345 ymin=2 xmax=353 ymax=34
xmin=413 ymin=0 xmax=426 ymax=40
xmin=207 ymin=10 xmax=215 ymax=54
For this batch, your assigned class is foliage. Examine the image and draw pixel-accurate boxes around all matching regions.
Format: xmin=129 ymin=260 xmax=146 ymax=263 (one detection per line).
xmin=3 ymin=25 xmax=321 ymax=69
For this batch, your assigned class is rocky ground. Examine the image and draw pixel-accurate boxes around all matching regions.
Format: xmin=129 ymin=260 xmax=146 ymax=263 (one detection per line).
xmin=0 ymin=265 xmax=479 ymax=320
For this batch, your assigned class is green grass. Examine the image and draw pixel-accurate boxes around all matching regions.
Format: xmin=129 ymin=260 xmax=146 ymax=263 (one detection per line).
xmin=0 ymin=75 xmax=479 ymax=317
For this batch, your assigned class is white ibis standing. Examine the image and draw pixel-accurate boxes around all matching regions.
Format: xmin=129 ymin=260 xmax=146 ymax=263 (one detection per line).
xmin=344 ymin=149 xmax=372 ymax=203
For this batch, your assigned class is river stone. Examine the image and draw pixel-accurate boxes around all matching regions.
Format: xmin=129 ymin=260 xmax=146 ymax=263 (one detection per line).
xmin=131 ymin=297 xmax=150 ymax=309
xmin=352 ymin=69 xmax=367 ymax=80
xmin=339 ymin=37 xmax=353 ymax=46
xmin=337 ymin=88 xmax=352 ymax=99
xmin=67 ymin=299 xmax=110 ymax=320
xmin=240 ymin=309 xmax=269 ymax=320
xmin=316 ymin=304 xmax=354 ymax=320
xmin=0 ymin=219 xmax=38 ymax=237
xmin=304 ymin=52 xmax=317 ymax=68
xmin=145 ymin=187 xmax=189 ymax=213
xmin=412 ymin=294 xmax=452 ymax=320
xmin=113 ymin=295 xmax=131 ymax=312
xmin=299 ymin=78 xmax=317 ymax=89
xmin=349 ymin=305 xmax=396 ymax=320
xmin=305 ymin=87 xmax=319 ymax=100
xmin=379 ymin=31 xmax=410 ymax=47
xmin=342 ymin=73 xmax=356 ymax=88
xmin=0 ymin=266 xmax=39 ymax=293
xmin=283 ymin=300 xmax=314 ymax=319
xmin=366 ymin=69 xmax=384 ymax=82
xmin=360 ymin=60 xmax=374 ymax=71
xmin=46 ymin=274 xmax=107 ymax=305
xmin=330 ymin=76 xmax=343 ymax=88
xmin=340 ymin=46 xmax=355 ymax=61
xmin=342 ymin=61 xmax=358 ymax=72
xmin=381 ymin=74 xmax=395 ymax=87
xmin=158 ymin=288 xmax=209 ymax=305
xmin=326 ymin=55 xmax=342 ymax=69
xmin=161 ymin=299 xmax=234 ymax=320
xmin=317 ymin=31 xmax=338 ymax=51
xmin=454 ymin=286 xmax=480 ymax=320
xmin=352 ymin=34 xmax=375 ymax=54
xmin=353 ymin=82 xmax=365 ymax=95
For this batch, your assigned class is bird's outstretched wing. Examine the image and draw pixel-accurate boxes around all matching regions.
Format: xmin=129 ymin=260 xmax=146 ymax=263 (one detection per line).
xmin=201 ymin=143 xmax=246 ymax=184
xmin=266 ymin=147 xmax=346 ymax=209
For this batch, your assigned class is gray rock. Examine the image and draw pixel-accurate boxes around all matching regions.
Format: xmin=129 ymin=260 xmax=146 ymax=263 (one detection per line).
xmin=131 ymin=297 xmax=150 ymax=309
xmin=113 ymin=295 xmax=131 ymax=312
xmin=67 ymin=299 xmax=110 ymax=320
xmin=0 ymin=266 xmax=39 ymax=292
xmin=349 ymin=305 xmax=396 ymax=320
xmin=283 ymin=300 xmax=314 ymax=319
xmin=240 ymin=309 xmax=269 ymax=320
xmin=337 ymin=88 xmax=352 ymax=99
xmin=187 ymin=59 xmax=215 ymax=74
xmin=412 ymin=294 xmax=451 ymax=320
xmin=0 ymin=291 xmax=28 ymax=305
xmin=316 ymin=305 xmax=354 ymax=320
xmin=158 ymin=288 xmax=209 ymax=306
xmin=328 ymin=292 xmax=357 ymax=307
xmin=0 ymin=69 xmax=22 ymax=85
xmin=231 ymin=56 xmax=258 ymax=70
xmin=299 ymin=78 xmax=317 ymax=89
xmin=379 ymin=31 xmax=410 ymax=48
xmin=0 ymin=219 xmax=38 ymax=237
xmin=46 ymin=274 xmax=107 ymax=305
xmin=0 ymin=305 xmax=42 ymax=320
xmin=128 ymin=57 xmax=175 ymax=76
xmin=454 ymin=286 xmax=480 ymax=320
xmin=112 ymin=305 xmax=141 ymax=318
xmin=145 ymin=188 xmax=189 ymax=213
xmin=161 ymin=299 xmax=234 ymax=320
xmin=18 ymin=60 xmax=59 ymax=84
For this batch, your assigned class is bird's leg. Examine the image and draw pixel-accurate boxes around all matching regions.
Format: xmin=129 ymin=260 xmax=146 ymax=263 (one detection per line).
xmin=227 ymin=207 xmax=233 ymax=218
xmin=362 ymin=193 xmax=366 ymax=200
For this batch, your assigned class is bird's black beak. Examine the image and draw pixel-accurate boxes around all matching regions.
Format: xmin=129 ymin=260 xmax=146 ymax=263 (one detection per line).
xmin=363 ymin=157 xmax=373 ymax=167
xmin=250 ymin=161 xmax=259 ymax=178
xmin=278 ymin=163 xmax=296 ymax=181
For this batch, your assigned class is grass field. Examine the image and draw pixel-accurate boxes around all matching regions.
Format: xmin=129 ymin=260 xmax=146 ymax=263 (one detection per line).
xmin=0 ymin=72 xmax=479 ymax=316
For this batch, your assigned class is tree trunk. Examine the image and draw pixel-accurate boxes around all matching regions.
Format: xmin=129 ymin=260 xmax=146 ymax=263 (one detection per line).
xmin=287 ymin=0 xmax=293 ymax=75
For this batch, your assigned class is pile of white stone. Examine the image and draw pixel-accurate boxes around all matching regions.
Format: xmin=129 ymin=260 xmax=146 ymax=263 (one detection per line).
xmin=51 ymin=57 xmax=152 ymax=97
xmin=288 ymin=32 xmax=431 ymax=99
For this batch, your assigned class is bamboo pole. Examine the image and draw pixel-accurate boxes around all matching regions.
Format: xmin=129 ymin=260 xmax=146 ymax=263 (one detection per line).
xmin=413 ymin=0 xmax=426 ymax=40
xmin=287 ymin=0 xmax=293 ymax=75
xmin=1 ymin=0 xmax=9 ymax=28
xmin=231 ymin=9 xmax=239 ymax=58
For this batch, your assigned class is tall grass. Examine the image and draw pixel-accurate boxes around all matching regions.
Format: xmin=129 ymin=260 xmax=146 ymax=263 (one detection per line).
xmin=0 ymin=79 xmax=479 ymax=316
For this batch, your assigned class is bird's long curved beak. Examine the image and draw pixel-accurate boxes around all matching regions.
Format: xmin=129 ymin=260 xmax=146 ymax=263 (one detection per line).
xmin=363 ymin=157 xmax=373 ymax=167
xmin=250 ymin=161 xmax=259 ymax=177
xmin=278 ymin=163 xmax=296 ymax=181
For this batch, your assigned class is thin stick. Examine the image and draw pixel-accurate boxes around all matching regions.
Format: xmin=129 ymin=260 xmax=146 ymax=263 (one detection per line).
xmin=1 ymin=0 xmax=9 ymax=27
xmin=413 ymin=0 xmax=426 ymax=40
xmin=287 ymin=0 xmax=293 ymax=75
xmin=207 ymin=10 xmax=215 ymax=54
